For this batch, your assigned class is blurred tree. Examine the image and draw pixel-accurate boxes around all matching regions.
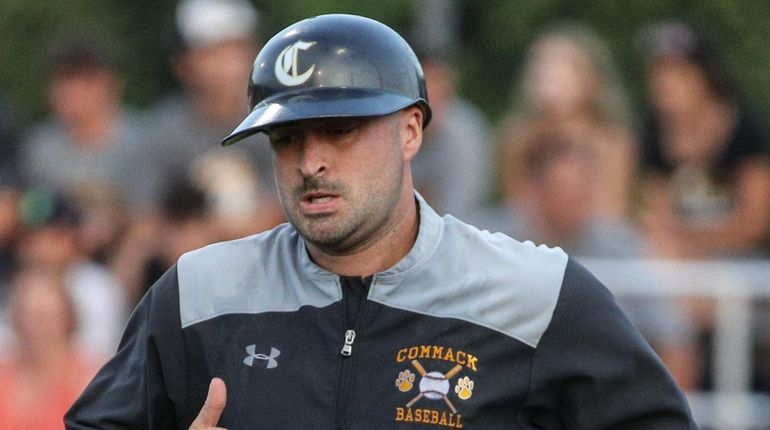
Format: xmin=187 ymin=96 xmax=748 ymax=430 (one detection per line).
xmin=0 ymin=0 xmax=178 ymax=121
xmin=1 ymin=0 xmax=770 ymax=129
xmin=455 ymin=0 xmax=770 ymax=123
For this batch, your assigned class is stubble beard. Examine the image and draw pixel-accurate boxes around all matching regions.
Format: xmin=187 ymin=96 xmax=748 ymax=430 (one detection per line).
xmin=280 ymin=167 xmax=404 ymax=257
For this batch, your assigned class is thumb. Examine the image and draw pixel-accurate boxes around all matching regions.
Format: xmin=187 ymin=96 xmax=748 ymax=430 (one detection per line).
xmin=190 ymin=377 xmax=227 ymax=429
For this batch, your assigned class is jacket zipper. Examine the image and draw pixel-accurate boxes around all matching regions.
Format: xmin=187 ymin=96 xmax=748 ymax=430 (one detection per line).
xmin=333 ymin=276 xmax=370 ymax=429
xmin=341 ymin=329 xmax=356 ymax=356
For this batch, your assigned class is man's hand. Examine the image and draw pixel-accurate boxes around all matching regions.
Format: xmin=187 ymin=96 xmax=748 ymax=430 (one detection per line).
xmin=190 ymin=377 xmax=227 ymax=429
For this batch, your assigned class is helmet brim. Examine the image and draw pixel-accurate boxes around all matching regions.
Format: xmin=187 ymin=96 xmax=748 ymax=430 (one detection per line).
xmin=221 ymin=88 xmax=430 ymax=146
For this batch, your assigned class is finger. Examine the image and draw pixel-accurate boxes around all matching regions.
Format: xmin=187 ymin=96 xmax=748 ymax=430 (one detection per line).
xmin=190 ymin=377 xmax=227 ymax=429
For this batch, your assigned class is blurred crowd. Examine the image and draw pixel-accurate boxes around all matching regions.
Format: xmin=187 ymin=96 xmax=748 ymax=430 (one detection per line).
xmin=1 ymin=0 xmax=769 ymax=427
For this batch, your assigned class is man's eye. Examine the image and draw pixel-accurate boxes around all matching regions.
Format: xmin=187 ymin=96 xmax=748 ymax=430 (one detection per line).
xmin=269 ymin=133 xmax=298 ymax=146
xmin=325 ymin=126 xmax=356 ymax=137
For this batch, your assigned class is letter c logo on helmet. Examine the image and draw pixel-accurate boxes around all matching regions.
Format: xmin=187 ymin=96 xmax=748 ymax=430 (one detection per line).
xmin=275 ymin=40 xmax=317 ymax=86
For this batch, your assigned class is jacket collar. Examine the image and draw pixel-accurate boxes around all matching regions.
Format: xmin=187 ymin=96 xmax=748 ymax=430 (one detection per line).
xmin=296 ymin=191 xmax=444 ymax=283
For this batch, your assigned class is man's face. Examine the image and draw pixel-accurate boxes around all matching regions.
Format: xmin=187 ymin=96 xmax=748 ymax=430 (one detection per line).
xmin=648 ymin=59 xmax=710 ymax=119
xmin=49 ymin=67 xmax=119 ymax=126
xmin=268 ymin=113 xmax=407 ymax=256
xmin=177 ymin=39 xmax=256 ymax=98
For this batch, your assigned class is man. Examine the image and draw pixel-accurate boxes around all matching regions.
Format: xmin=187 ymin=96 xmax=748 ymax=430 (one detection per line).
xmin=66 ymin=14 xmax=699 ymax=429
xmin=19 ymin=38 xmax=161 ymax=286
xmin=20 ymin=38 xmax=158 ymax=212
xmin=147 ymin=0 xmax=283 ymax=238
xmin=15 ymin=190 xmax=128 ymax=361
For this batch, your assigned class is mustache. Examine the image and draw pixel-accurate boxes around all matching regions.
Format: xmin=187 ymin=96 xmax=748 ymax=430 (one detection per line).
xmin=292 ymin=177 xmax=346 ymax=198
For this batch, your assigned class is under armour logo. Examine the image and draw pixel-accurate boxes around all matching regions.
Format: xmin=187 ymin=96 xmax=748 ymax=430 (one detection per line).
xmin=243 ymin=345 xmax=281 ymax=369
xmin=275 ymin=40 xmax=316 ymax=86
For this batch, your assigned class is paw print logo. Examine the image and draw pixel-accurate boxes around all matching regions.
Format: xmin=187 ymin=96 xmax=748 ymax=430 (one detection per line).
xmin=454 ymin=376 xmax=474 ymax=400
xmin=395 ymin=369 xmax=416 ymax=392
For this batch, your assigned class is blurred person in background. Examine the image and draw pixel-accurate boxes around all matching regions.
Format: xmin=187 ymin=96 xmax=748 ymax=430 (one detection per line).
xmin=638 ymin=21 xmax=770 ymax=259
xmin=0 ymin=97 xmax=23 ymax=347
xmin=485 ymin=22 xmax=698 ymax=389
xmin=411 ymin=49 xmax=493 ymax=220
xmin=487 ymin=22 xmax=640 ymax=254
xmin=480 ymin=124 xmax=699 ymax=389
xmin=496 ymin=22 xmax=637 ymax=220
xmin=638 ymin=20 xmax=770 ymax=392
xmin=14 ymin=190 xmax=128 ymax=361
xmin=487 ymin=125 xmax=643 ymax=258
xmin=0 ymin=176 xmax=23 ymax=349
xmin=146 ymin=0 xmax=283 ymax=238
xmin=0 ymin=267 xmax=99 ymax=430
xmin=124 ymin=180 xmax=218 ymax=305
xmin=113 ymin=0 xmax=284 ymax=301
xmin=0 ymin=96 xmax=22 ymax=303
xmin=18 ymin=37 xmax=159 ymax=244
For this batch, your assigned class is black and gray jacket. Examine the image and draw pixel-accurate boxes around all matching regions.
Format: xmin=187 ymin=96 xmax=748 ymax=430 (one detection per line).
xmin=65 ymin=195 xmax=699 ymax=429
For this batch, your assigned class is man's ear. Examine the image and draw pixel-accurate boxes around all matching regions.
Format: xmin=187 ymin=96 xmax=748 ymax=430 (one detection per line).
xmin=401 ymin=106 xmax=424 ymax=162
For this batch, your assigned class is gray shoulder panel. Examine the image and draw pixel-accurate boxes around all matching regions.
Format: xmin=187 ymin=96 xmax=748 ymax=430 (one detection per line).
xmin=370 ymin=216 xmax=568 ymax=348
xmin=177 ymin=224 xmax=341 ymax=328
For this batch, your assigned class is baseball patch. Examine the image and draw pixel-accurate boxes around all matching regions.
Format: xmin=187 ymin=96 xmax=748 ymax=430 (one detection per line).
xmin=393 ymin=344 xmax=478 ymax=428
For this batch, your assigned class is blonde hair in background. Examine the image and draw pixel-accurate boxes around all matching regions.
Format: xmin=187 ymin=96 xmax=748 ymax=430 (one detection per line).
xmin=517 ymin=21 xmax=634 ymax=129
xmin=496 ymin=21 xmax=636 ymax=205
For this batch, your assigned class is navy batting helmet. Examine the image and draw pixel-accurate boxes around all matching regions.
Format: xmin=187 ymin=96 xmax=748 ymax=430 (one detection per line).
xmin=222 ymin=14 xmax=431 ymax=146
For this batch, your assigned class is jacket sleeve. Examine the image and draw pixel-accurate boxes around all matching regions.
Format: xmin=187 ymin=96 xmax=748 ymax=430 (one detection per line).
xmin=65 ymin=266 xmax=188 ymax=429
xmin=519 ymin=259 xmax=700 ymax=429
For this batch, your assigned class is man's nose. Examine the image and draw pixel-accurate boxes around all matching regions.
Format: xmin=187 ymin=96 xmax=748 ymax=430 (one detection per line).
xmin=298 ymin=133 xmax=329 ymax=178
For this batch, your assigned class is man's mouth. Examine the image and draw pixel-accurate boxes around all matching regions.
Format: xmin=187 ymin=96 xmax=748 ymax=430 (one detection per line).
xmin=305 ymin=194 xmax=333 ymax=203
xmin=300 ymin=192 xmax=339 ymax=214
